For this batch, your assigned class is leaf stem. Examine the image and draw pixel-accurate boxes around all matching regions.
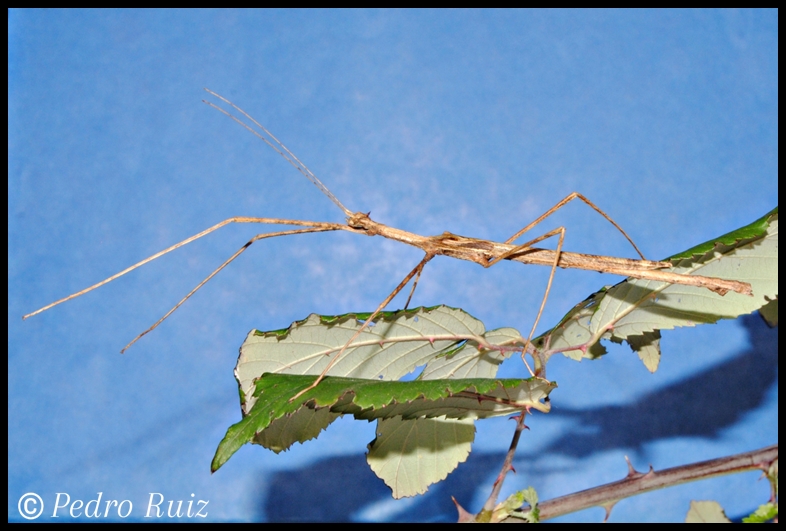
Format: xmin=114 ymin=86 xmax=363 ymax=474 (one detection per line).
xmin=482 ymin=408 xmax=531 ymax=514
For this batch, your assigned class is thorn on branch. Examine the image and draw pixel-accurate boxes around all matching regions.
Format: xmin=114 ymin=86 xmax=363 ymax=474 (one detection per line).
xmin=452 ymin=497 xmax=475 ymax=523
xmin=602 ymin=501 xmax=616 ymax=522
xmin=625 ymin=455 xmax=641 ymax=478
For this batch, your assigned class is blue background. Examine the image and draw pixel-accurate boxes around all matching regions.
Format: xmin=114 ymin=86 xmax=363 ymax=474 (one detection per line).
xmin=9 ymin=9 xmax=778 ymax=522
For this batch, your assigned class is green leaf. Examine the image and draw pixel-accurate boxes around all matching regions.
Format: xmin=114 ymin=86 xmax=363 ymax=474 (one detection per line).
xmin=595 ymin=212 xmax=777 ymax=335
xmin=685 ymin=500 xmax=731 ymax=523
xmin=212 ymin=374 xmax=555 ymax=472
xmin=742 ymin=502 xmax=778 ymax=523
xmin=225 ymin=306 xmax=539 ymax=496
xmin=369 ymin=327 xmax=526 ymax=497
xmin=367 ymin=416 xmax=475 ymax=498
xmin=669 ymin=207 xmax=776 ymax=261
xmin=627 ymin=330 xmax=662 ymax=373
xmin=235 ymin=305 xmax=487 ymax=415
xmin=252 ymin=407 xmax=340 ymax=454
xmin=521 ymin=486 xmax=540 ymax=522
xmin=498 ymin=486 xmax=539 ymax=522
xmin=537 ymin=209 xmax=778 ymax=371
xmin=418 ymin=327 xmax=524 ymax=380
xmin=531 ymin=288 xmax=610 ymax=361
xmin=500 ymin=489 xmax=526 ymax=514
xmin=759 ymin=297 xmax=778 ymax=327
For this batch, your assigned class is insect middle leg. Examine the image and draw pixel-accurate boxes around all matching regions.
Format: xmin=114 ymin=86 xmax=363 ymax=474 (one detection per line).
xmin=480 ymin=192 xmax=647 ymax=375
xmin=290 ymin=253 xmax=436 ymax=400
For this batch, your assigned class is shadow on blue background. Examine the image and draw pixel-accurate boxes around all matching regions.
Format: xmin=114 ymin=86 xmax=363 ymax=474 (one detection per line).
xmin=548 ymin=312 xmax=778 ymax=457
xmin=255 ymin=313 xmax=777 ymax=521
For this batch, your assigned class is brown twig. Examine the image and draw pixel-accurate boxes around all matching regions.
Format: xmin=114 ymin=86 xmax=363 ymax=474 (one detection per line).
xmin=480 ymin=409 xmax=531 ymax=518
xmin=501 ymin=444 xmax=778 ymax=523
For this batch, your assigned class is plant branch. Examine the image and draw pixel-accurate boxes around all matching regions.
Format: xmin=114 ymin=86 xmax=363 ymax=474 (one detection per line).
xmin=502 ymin=444 xmax=778 ymax=522
xmin=481 ymin=409 xmax=531 ymax=517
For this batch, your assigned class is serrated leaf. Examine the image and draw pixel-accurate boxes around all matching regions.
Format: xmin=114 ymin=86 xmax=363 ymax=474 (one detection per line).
xmin=742 ymin=502 xmax=778 ymax=523
xmin=501 ymin=490 xmax=526 ymax=513
xmin=367 ymin=416 xmax=475 ymax=498
xmin=593 ymin=212 xmax=777 ymax=339
xmin=759 ymin=297 xmax=778 ymax=327
xmin=226 ymin=304 xmax=541 ymax=495
xmin=669 ymin=207 xmax=776 ymax=261
xmin=627 ymin=330 xmax=662 ymax=373
xmin=212 ymin=374 xmax=555 ymax=472
xmin=532 ymin=289 xmax=610 ymax=360
xmin=236 ymin=305 xmax=486 ymax=414
xmin=685 ymin=500 xmax=731 ymax=523
xmin=538 ymin=209 xmax=778 ymax=370
xmin=418 ymin=327 xmax=524 ymax=380
xmin=369 ymin=326 xmax=525 ymax=497
xmin=252 ymin=407 xmax=340 ymax=453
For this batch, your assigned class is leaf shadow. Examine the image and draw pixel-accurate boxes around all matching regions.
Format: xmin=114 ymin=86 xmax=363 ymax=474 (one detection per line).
xmin=544 ymin=312 xmax=778 ymax=457
xmin=254 ymin=313 xmax=777 ymax=522
xmin=255 ymin=448 xmax=509 ymax=522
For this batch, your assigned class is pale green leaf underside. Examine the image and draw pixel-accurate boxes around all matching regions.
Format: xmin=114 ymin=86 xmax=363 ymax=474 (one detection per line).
xmin=532 ymin=288 xmax=610 ymax=360
xmin=759 ymin=297 xmax=778 ymax=327
xmin=595 ymin=213 xmax=777 ymax=338
xmin=236 ymin=305 xmax=486 ymax=414
xmin=252 ymin=407 xmax=339 ymax=454
xmin=367 ymin=416 xmax=475 ymax=498
xmin=540 ymin=209 xmax=777 ymax=368
xmin=418 ymin=327 xmax=523 ymax=380
xmin=373 ymin=327 xmax=525 ymax=498
xmin=685 ymin=500 xmax=731 ymax=523
xmin=229 ymin=306 xmax=532 ymax=496
xmin=626 ymin=330 xmax=662 ymax=373
xmin=212 ymin=374 xmax=554 ymax=472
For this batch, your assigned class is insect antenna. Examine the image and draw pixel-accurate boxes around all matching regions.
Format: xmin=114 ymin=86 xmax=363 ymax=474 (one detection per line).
xmin=203 ymin=88 xmax=352 ymax=217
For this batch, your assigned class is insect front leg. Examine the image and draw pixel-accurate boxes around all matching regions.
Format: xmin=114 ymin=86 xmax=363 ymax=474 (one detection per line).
xmin=23 ymin=216 xmax=348 ymax=352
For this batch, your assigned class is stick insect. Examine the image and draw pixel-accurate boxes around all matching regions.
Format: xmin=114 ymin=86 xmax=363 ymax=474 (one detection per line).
xmin=24 ymin=89 xmax=752 ymax=396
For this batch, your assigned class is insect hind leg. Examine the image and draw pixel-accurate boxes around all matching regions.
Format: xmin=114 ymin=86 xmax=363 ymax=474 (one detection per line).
xmin=501 ymin=192 xmax=646 ymax=262
xmin=479 ymin=192 xmax=647 ymax=376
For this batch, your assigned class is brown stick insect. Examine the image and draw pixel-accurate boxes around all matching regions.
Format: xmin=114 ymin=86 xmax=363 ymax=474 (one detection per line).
xmin=23 ymin=89 xmax=752 ymax=395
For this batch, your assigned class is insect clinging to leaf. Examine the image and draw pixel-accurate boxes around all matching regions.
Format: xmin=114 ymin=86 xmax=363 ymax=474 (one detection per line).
xmin=23 ymin=89 xmax=752 ymax=393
